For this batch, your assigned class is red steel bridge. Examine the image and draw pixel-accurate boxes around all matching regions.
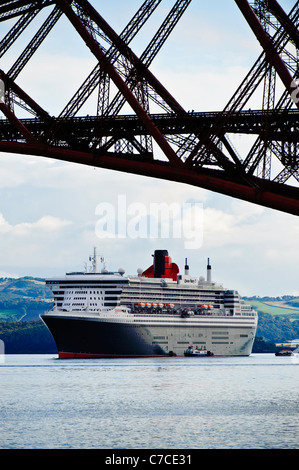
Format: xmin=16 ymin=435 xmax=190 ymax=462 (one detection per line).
xmin=0 ymin=0 xmax=298 ymax=214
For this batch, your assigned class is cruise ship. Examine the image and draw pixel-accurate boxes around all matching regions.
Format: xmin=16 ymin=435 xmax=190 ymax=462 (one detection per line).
xmin=41 ymin=249 xmax=258 ymax=358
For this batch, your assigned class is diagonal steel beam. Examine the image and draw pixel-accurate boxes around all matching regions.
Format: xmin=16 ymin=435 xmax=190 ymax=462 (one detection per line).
xmin=0 ymin=1 xmax=56 ymax=21
xmin=107 ymin=0 xmax=192 ymax=116
xmin=235 ymin=0 xmax=299 ymax=109
xmin=56 ymin=0 xmax=183 ymax=168
xmin=56 ymin=0 xmax=162 ymax=119
xmin=267 ymin=0 xmax=299 ymax=48
xmin=0 ymin=9 xmax=39 ymax=57
xmin=76 ymin=0 xmax=185 ymax=115
xmin=7 ymin=5 xmax=63 ymax=81
xmin=0 ymin=101 xmax=37 ymax=143
xmin=0 ymin=69 xmax=51 ymax=121
xmin=184 ymin=0 xmax=299 ymax=173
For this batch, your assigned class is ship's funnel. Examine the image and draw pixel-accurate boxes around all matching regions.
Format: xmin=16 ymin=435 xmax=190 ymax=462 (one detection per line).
xmin=154 ymin=250 xmax=168 ymax=278
xmin=142 ymin=250 xmax=179 ymax=281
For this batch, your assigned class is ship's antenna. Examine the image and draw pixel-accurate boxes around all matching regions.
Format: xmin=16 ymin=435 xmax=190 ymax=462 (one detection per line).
xmin=89 ymin=247 xmax=98 ymax=273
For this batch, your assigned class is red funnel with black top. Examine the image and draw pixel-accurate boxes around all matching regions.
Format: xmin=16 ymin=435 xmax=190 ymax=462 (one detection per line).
xmin=142 ymin=250 xmax=179 ymax=281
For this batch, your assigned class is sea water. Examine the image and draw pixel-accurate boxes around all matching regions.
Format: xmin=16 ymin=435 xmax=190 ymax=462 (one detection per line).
xmin=0 ymin=353 xmax=298 ymax=449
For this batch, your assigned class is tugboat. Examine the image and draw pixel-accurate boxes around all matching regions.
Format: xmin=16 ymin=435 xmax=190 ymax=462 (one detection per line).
xmin=184 ymin=345 xmax=214 ymax=357
xmin=275 ymin=346 xmax=299 ymax=356
xmin=275 ymin=350 xmax=293 ymax=356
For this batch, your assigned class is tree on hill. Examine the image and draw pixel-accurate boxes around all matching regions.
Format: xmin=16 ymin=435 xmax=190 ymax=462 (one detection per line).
xmin=256 ymin=311 xmax=299 ymax=343
xmin=0 ymin=321 xmax=57 ymax=354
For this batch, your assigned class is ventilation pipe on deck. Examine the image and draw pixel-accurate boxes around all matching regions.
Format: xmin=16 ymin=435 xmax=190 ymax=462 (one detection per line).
xmin=207 ymin=258 xmax=212 ymax=283
xmin=184 ymin=258 xmax=189 ymax=275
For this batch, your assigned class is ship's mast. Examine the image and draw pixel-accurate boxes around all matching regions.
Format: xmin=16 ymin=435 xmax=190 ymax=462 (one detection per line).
xmin=90 ymin=247 xmax=98 ymax=273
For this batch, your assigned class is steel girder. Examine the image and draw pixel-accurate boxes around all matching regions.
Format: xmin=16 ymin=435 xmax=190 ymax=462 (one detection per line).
xmin=0 ymin=109 xmax=298 ymax=142
xmin=0 ymin=0 xmax=298 ymax=215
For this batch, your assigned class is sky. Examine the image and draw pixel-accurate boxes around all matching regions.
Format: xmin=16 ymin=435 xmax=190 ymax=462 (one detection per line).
xmin=0 ymin=0 xmax=298 ymax=297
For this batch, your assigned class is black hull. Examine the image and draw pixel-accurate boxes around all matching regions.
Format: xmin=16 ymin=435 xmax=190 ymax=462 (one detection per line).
xmin=41 ymin=315 xmax=167 ymax=358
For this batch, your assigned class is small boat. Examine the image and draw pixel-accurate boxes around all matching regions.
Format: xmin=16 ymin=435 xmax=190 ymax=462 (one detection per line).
xmin=275 ymin=346 xmax=299 ymax=357
xmin=184 ymin=345 xmax=214 ymax=357
xmin=275 ymin=350 xmax=293 ymax=356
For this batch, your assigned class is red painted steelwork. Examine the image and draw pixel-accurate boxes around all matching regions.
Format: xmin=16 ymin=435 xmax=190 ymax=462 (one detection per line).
xmin=56 ymin=0 xmax=183 ymax=168
xmin=235 ymin=0 xmax=299 ymax=109
xmin=0 ymin=141 xmax=298 ymax=216
xmin=0 ymin=102 xmax=36 ymax=143
xmin=267 ymin=0 xmax=299 ymax=48
xmin=0 ymin=1 xmax=298 ymax=216
xmin=77 ymin=0 xmax=186 ymax=115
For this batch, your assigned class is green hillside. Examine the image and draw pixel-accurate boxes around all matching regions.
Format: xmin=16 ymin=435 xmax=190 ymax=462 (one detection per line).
xmin=0 ymin=277 xmax=56 ymax=353
xmin=0 ymin=320 xmax=56 ymax=353
xmin=248 ymin=299 xmax=299 ymax=318
xmin=246 ymin=296 xmax=299 ymax=350
xmin=0 ymin=276 xmax=53 ymax=322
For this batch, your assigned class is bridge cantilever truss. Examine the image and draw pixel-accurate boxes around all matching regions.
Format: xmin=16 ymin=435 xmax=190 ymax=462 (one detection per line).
xmin=0 ymin=0 xmax=298 ymax=215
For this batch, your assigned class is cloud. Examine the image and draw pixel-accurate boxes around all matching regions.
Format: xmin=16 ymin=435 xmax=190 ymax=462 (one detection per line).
xmin=201 ymin=201 xmax=264 ymax=248
xmin=0 ymin=165 xmax=25 ymax=188
xmin=14 ymin=215 xmax=71 ymax=236
xmin=8 ymin=53 xmax=97 ymax=117
xmin=194 ymin=200 xmax=299 ymax=296
xmin=0 ymin=213 xmax=71 ymax=236
xmin=201 ymin=200 xmax=299 ymax=257
xmin=0 ymin=213 xmax=72 ymax=270
xmin=0 ymin=213 xmax=10 ymax=234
